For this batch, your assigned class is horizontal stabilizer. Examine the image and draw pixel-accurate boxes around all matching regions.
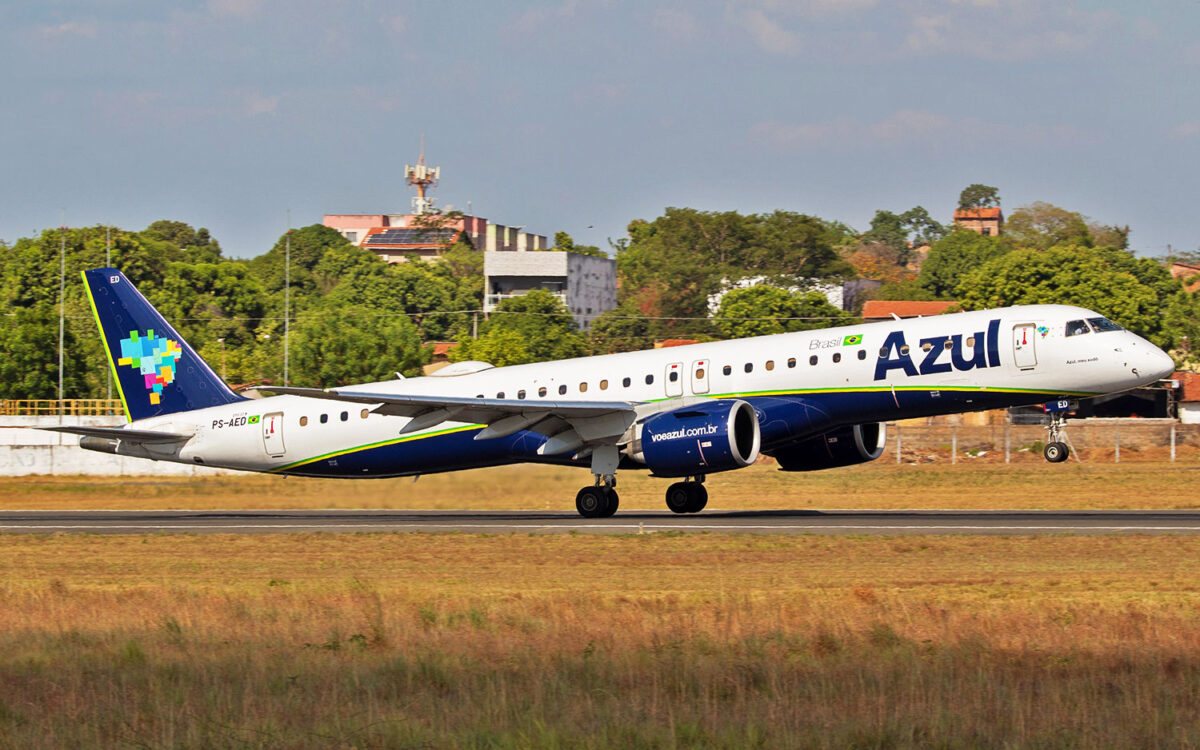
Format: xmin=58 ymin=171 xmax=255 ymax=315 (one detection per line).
xmin=41 ymin=425 xmax=194 ymax=444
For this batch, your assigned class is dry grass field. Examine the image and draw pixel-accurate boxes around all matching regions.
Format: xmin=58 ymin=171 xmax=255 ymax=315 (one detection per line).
xmin=3 ymin=457 xmax=1200 ymax=511
xmin=0 ymin=533 xmax=1197 ymax=748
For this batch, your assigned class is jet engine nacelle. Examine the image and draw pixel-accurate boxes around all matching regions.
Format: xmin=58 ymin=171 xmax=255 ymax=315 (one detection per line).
xmin=627 ymin=399 xmax=761 ymax=477
xmin=767 ymin=422 xmax=886 ymax=472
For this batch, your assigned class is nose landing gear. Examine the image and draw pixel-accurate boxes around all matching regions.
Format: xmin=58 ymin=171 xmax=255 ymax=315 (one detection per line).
xmin=1043 ymin=411 xmax=1071 ymax=463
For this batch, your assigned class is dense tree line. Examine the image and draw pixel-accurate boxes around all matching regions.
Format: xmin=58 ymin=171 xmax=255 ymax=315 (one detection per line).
xmin=4 ymin=187 xmax=1200 ymax=399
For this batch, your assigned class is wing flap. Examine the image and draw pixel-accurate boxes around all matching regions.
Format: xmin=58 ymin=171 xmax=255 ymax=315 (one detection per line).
xmin=260 ymin=386 xmax=637 ymax=445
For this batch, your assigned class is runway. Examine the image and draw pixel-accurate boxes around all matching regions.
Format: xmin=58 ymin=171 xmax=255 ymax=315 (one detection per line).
xmin=2 ymin=509 xmax=1200 ymax=535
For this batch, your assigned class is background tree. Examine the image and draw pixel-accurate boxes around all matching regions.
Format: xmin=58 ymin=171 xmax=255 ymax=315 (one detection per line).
xmin=958 ymin=184 xmax=1001 ymax=210
xmin=550 ymin=231 xmax=606 ymax=258
xmin=1003 ymin=202 xmax=1092 ymax=250
xmin=956 ymin=245 xmax=1180 ymax=348
xmin=291 ymin=305 xmax=427 ymax=387
xmin=714 ymin=287 xmax=855 ymax=339
xmin=453 ymin=290 xmax=586 ymax=366
xmin=917 ymin=229 xmax=1008 ymax=298
xmin=588 ymin=302 xmax=656 ymax=354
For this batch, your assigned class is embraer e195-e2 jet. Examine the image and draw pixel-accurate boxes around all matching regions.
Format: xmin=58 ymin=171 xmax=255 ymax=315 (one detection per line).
xmin=47 ymin=268 xmax=1175 ymax=518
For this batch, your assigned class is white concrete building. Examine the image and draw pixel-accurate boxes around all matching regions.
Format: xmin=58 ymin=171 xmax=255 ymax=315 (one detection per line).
xmin=484 ymin=251 xmax=617 ymax=330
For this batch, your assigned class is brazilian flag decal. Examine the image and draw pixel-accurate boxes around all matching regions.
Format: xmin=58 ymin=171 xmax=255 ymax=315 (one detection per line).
xmin=248 ymin=415 xmax=261 ymax=425
xmin=842 ymin=334 xmax=863 ymax=346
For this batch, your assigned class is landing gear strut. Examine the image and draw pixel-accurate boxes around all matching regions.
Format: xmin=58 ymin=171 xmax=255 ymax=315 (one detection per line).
xmin=576 ymin=445 xmax=620 ymax=518
xmin=1043 ymin=412 xmax=1071 ymax=463
xmin=666 ymin=476 xmax=707 ymax=514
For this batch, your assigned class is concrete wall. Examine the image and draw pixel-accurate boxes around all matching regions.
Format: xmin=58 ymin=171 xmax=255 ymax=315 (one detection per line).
xmin=0 ymin=417 xmax=239 ymax=477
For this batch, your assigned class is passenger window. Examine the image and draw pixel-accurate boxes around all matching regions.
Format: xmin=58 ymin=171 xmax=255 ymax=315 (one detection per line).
xmin=622 ymin=377 xmax=631 ymax=387
xmin=1065 ymin=320 xmax=1090 ymax=337
xmin=340 ymin=411 xmax=348 ymax=421
xmin=744 ymin=363 xmax=753 ymax=373
xmin=580 ymin=382 xmax=588 ymax=393
xmin=857 ymin=350 xmax=866 ymax=360
xmin=965 ymin=337 xmax=975 ymax=348
xmin=832 ymin=352 xmax=841 ymax=363
xmin=765 ymin=360 xmax=774 ymax=371
xmin=921 ymin=342 xmax=933 ymax=352
xmin=538 ymin=387 xmax=547 ymax=397
xmin=559 ymin=385 xmax=567 ymax=395
xmin=320 ymin=414 xmax=328 ymax=424
xmin=943 ymin=339 xmax=953 ymax=350
xmin=809 ymin=355 xmax=817 ymax=366
xmin=300 ymin=416 xmax=308 ymax=427
xmin=878 ymin=347 xmax=889 ymax=358
xmin=496 ymin=392 xmax=505 ymax=399
xmin=518 ymin=390 xmax=526 ymax=400
xmin=669 ymin=371 xmax=679 ymax=382
xmin=900 ymin=345 xmax=911 ymax=356
xmin=600 ymin=380 xmax=608 ymax=390
xmin=723 ymin=365 xmax=732 ymax=376
xmin=695 ymin=368 xmax=705 ymax=379
xmin=360 ymin=409 xmax=369 ymax=419
xmin=645 ymin=374 xmax=654 ymax=385
xmin=787 ymin=358 xmax=796 ymax=368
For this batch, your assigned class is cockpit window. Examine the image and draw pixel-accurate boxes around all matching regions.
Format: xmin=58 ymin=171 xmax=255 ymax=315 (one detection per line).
xmin=1065 ymin=319 xmax=1090 ymax=337
xmin=1087 ymin=317 xmax=1123 ymax=332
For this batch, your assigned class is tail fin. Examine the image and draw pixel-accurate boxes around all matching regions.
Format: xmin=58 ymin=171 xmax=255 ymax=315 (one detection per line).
xmin=83 ymin=268 xmax=245 ymax=421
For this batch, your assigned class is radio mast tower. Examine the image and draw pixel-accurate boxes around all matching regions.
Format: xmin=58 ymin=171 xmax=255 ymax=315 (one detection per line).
xmin=404 ymin=137 xmax=440 ymax=215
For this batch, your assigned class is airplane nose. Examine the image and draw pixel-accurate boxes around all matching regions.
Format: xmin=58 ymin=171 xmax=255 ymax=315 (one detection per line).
xmin=1147 ymin=345 xmax=1176 ymax=382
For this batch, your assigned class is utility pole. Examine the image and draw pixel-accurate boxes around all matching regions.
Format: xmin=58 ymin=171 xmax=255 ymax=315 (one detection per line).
xmin=58 ymin=219 xmax=66 ymax=414
xmin=105 ymin=226 xmax=112 ymax=402
xmin=284 ymin=210 xmax=291 ymax=387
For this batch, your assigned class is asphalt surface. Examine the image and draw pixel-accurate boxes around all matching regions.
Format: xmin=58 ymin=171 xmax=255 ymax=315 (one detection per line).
xmin=2 ymin=509 xmax=1200 ymax=535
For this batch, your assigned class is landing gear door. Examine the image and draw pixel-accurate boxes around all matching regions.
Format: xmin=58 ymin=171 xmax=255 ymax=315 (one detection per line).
xmin=1012 ymin=323 xmax=1037 ymax=370
xmin=262 ymin=412 xmax=286 ymax=457
xmin=665 ymin=362 xmax=684 ymax=398
xmin=691 ymin=359 xmax=710 ymax=395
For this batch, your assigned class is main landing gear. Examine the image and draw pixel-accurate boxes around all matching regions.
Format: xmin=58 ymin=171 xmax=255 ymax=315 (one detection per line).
xmin=1043 ymin=412 xmax=1071 ymax=463
xmin=576 ymin=480 xmax=619 ymax=519
xmin=665 ymin=476 xmax=707 ymax=514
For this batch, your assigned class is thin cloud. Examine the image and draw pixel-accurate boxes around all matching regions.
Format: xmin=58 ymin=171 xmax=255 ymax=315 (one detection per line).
xmin=652 ymin=7 xmax=702 ymax=42
xmin=740 ymin=8 xmax=803 ymax=55
xmin=35 ymin=21 xmax=98 ymax=39
xmin=1170 ymin=122 xmax=1200 ymax=140
xmin=751 ymin=110 xmax=1099 ymax=151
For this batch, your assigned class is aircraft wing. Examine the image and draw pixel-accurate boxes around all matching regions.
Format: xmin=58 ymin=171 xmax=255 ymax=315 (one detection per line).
xmin=262 ymin=386 xmax=638 ymax=456
xmin=41 ymin=425 xmax=194 ymax=444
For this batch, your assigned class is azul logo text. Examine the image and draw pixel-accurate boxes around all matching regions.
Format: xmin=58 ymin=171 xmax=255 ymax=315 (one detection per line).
xmin=874 ymin=320 xmax=1001 ymax=381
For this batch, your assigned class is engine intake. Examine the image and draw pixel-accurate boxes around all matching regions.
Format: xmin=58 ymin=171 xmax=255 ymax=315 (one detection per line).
xmin=629 ymin=399 xmax=761 ymax=477
xmin=768 ymin=423 xmax=886 ymax=472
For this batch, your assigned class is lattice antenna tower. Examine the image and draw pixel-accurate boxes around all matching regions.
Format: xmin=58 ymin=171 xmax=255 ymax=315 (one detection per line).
xmin=404 ymin=136 xmax=440 ymax=215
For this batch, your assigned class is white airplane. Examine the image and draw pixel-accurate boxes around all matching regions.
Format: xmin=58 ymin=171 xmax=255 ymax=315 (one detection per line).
xmin=47 ymin=268 xmax=1174 ymax=518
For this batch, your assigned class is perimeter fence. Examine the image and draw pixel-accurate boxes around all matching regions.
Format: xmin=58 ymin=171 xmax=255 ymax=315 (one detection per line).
xmin=889 ymin=419 xmax=1199 ymax=464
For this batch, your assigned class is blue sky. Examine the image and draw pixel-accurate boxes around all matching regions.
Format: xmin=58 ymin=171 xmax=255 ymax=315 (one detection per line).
xmin=1 ymin=1 xmax=1197 ymax=259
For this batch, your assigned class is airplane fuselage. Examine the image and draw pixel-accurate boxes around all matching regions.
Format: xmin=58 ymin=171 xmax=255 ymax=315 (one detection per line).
xmin=119 ymin=304 xmax=1172 ymax=478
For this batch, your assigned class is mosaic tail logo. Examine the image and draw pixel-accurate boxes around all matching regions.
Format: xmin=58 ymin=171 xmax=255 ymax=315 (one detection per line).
xmin=117 ymin=330 xmax=181 ymax=405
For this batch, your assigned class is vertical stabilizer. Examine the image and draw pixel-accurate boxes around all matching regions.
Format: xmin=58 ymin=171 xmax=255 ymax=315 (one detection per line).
xmin=83 ymin=268 xmax=245 ymax=421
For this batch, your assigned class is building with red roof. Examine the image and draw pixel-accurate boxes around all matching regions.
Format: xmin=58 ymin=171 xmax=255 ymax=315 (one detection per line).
xmin=861 ymin=300 xmax=960 ymax=322
xmin=953 ymin=207 xmax=1003 ymax=236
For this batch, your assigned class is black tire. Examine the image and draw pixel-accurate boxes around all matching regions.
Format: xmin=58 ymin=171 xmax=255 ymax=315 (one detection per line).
xmin=599 ymin=488 xmax=619 ymax=518
xmin=1043 ymin=441 xmax=1070 ymax=463
xmin=665 ymin=482 xmax=691 ymax=514
xmin=685 ymin=483 xmax=708 ymax=513
xmin=576 ymin=486 xmax=608 ymax=518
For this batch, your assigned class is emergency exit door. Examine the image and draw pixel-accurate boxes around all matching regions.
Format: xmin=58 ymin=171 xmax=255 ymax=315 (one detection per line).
xmin=1012 ymin=324 xmax=1037 ymax=370
xmin=262 ymin=412 xmax=286 ymax=457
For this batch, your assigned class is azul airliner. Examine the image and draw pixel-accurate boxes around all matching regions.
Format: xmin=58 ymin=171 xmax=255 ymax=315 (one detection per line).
xmin=48 ymin=268 xmax=1175 ymax=518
